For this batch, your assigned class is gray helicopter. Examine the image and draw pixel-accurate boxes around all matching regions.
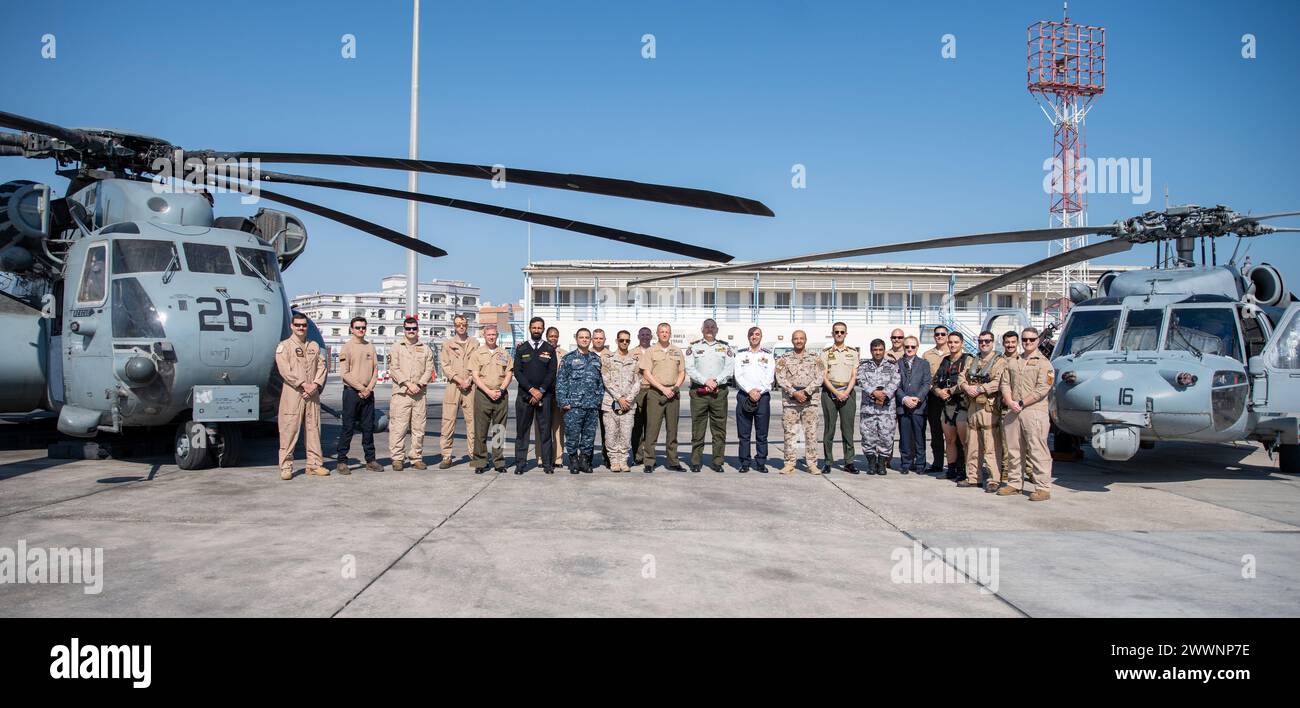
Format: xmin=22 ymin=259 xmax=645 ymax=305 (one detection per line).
xmin=0 ymin=110 xmax=769 ymax=469
xmin=629 ymin=204 xmax=1300 ymax=473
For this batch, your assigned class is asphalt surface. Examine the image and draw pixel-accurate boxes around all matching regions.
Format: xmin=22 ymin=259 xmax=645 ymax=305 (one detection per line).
xmin=1 ymin=379 xmax=1298 ymax=617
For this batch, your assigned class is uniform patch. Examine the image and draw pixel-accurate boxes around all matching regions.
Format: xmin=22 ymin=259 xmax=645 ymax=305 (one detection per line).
xmin=521 ymin=353 xmax=531 ymax=361
xmin=295 ymin=348 xmax=303 ymax=357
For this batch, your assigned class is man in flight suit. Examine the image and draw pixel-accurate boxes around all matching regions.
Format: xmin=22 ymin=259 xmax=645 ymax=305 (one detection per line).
xmin=438 ymin=314 xmax=478 ymax=468
xmin=998 ymin=327 xmax=1056 ymax=501
xmin=334 ymin=316 xmax=383 ymax=474
xmin=276 ymin=312 xmax=328 ymax=480
xmin=959 ymin=330 xmax=1006 ymax=491
xmin=389 ymin=316 xmax=435 ymax=471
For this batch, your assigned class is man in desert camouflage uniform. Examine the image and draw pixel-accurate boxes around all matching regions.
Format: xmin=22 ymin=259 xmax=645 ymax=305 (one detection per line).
xmin=775 ymin=330 xmax=825 ymax=474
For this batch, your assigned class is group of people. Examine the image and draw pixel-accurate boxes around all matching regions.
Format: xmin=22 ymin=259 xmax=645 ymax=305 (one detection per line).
xmin=274 ymin=311 xmax=1055 ymax=500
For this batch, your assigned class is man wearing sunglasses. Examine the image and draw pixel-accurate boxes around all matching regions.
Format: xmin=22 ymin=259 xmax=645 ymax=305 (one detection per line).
xmin=921 ymin=326 xmax=950 ymax=473
xmin=959 ymin=330 xmax=1007 ymax=491
xmin=629 ymin=327 xmax=655 ymax=467
xmin=601 ymin=330 xmax=641 ymax=472
xmin=999 ymin=327 xmax=1055 ymax=501
xmin=819 ymin=322 xmax=859 ymax=474
xmin=334 ymin=316 xmax=383 ymax=475
xmin=275 ymin=312 xmax=329 ymax=480
xmin=388 ymin=316 xmax=435 ymax=471
xmin=887 ymin=328 xmax=906 ymax=361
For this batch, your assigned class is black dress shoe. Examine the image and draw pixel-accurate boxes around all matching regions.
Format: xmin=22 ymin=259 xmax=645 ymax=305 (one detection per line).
xmin=711 ymin=464 xmax=724 ymax=473
xmin=738 ymin=463 xmax=749 ymax=473
xmin=926 ymin=464 xmax=943 ymax=474
xmin=570 ymin=466 xmax=579 ymax=474
xmin=666 ymin=464 xmax=686 ymax=472
xmin=846 ymin=463 xmax=859 ymax=475
xmin=583 ymin=454 xmax=594 ymax=473
xmin=516 ymin=467 xmax=526 ymax=475
xmin=821 ymin=462 xmax=833 ymax=475
xmin=493 ymin=466 xmax=507 ymax=473
xmin=474 ymin=466 xmax=485 ymax=475
xmin=644 ymin=465 xmax=654 ymax=474
xmin=757 ymin=463 xmax=768 ymax=474
xmin=690 ymin=464 xmax=702 ymax=473
xmin=543 ymin=466 xmax=553 ymax=474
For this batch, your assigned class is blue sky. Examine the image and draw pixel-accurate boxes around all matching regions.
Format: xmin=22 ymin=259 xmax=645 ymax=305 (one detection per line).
xmin=3 ymin=0 xmax=1298 ymax=304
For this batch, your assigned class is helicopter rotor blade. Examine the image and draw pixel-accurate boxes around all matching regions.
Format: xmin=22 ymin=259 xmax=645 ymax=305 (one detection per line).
xmin=956 ymin=238 xmax=1134 ymax=299
xmin=1265 ymin=227 xmax=1300 ymax=234
xmin=0 ymin=111 xmax=107 ymax=152
xmin=1232 ymin=211 xmax=1300 ymax=227
xmin=251 ymin=170 xmax=734 ymax=263
xmin=200 ymin=174 xmax=448 ymax=259
xmin=626 ymin=224 xmax=1119 ymax=286
xmin=197 ymin=151 xmax=774 ymax=217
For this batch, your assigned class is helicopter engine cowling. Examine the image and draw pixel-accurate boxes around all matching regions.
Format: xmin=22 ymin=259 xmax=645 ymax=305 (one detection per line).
xmin=0 ymin=180 xmax=53 ymax=274
xmin=1244 ymin=263 xmax=1286 ymax=307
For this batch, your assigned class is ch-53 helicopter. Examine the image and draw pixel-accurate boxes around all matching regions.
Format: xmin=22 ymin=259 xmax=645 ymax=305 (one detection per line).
xmin=629 ymin=204 xmax=1300 ymax=473
xmin=0 ymin=110 xmax=770 ymax=469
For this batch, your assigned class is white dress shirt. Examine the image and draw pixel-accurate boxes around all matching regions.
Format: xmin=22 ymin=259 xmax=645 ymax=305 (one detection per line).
xmin=734 ymin=347 xmax=776 ymax=395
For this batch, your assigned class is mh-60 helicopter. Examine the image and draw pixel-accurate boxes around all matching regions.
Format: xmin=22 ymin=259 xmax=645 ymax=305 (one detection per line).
xmin=0 ymin=110 xmax=770 ymax=469
xmin=628 ymin=204 xmax=1300 ymax=473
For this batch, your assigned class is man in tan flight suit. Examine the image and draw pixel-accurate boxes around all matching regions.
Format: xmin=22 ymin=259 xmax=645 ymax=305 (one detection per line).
xmin=439 ymin=314 xmax=478 ymax=468
xmin=276 ymin=312 xmax=328 ymax=480
xmin=389 ymin=315 xmax=435 ymax=471
xmin=997 ymin=330 xmax=1021 ymax=482
xmin=959 ymin=330 xmax=1006 ymax=491
xmin=998 ymin=327 xmax=1055 ymax=501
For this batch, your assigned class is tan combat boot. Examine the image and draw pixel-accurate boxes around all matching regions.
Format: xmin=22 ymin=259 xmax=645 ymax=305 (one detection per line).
xmin=334 ymin=462 xmax=351 ymax=476
xmin=808 ymin=461 xmax=822 ymax=475
xmin=392 ymin=460 xmax=404 ymax=472
xmin=1028 ymin=490 xmax=1051 ymax=502
xmin=280 ymin=468 xmax=292 ymax=481
xmin=365 ymin=461 xmax=383 ymax=472
xmin=308 ymin=466 xmax=330 ymax=476
xmin=996 ymin=485 xmax=1020 ymax=496
xmin=779 ymin=461 xmax=797 ymax=474
xmin=411 ymin=459 xmax=428 ymax=470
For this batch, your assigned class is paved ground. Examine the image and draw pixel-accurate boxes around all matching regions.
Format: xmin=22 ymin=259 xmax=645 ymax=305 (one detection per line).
xmin=2 ymin=379 xmax=1298 ymax=617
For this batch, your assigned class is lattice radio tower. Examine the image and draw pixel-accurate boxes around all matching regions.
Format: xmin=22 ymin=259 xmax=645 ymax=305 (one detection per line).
xmin=1028 ymin=2 xmax=1104 ymax=321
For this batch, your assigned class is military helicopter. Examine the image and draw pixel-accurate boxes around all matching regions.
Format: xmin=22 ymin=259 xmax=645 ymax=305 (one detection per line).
xmin=629 ymin=204 xmax=1300 ymax=473
xmin=0 ymin=110 xmax=769 ymax=469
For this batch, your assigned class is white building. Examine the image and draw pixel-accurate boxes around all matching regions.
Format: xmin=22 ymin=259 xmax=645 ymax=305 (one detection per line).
xmin=291 ymin=274 xmax=480 ymax=370
xmin=523 ymin=260 xmax=1135 ymax=351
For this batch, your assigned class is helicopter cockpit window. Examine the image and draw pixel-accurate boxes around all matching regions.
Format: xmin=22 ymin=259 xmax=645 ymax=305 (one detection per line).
xmin=235 ymin=247 xmax=281 ymax=283
xmin=183 ymin=243 xmax=235 ymax=275
xmin=112 ymin=239 xmax=178 ymax=274
xmin=111 ymin=277 xmax=166 ymax=339
xmin=1120 ymin=309 xmax=1164 ymax=351
xmin=1057 ymin=308 xmax=1119 ymax=356
xmin=1269 ymin=311 xmax=1300 ymax=369
xmin=1166 ymin=307 xmax=1242 ymax=361
xmin=76 ymin=244 xmax=108 ymax=305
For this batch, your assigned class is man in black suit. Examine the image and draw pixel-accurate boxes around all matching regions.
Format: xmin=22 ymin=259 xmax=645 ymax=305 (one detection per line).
xmin=513 ymin=316 xmax=558 ymax=474
xmin=894 ymin=335 xmax=932 ymax=473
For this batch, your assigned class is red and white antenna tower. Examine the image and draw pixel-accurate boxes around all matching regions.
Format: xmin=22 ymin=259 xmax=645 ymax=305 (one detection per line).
xmin=1028 ymin=1 xmax=1104 ymax=321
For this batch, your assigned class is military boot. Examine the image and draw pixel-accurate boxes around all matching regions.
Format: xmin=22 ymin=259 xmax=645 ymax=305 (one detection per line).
xmin=365 ymin=461 xmax=383 ymax=472
xmin=307 ymin=466 xmax=330 ymax=476
xmin=779 ymin=461 xmax=797 ymax=474
xmin=411 ymin=459 xmax=428 ymax=470
xmin=1028 ymin=490 xmax=1051 ymax=502
xmin=392 ymin=460 xmax=404 ymax=472
xmin=280 ymin=468 xmax=293 ymax=481
xmin=334 ymin=462 xmax=351 ymax=476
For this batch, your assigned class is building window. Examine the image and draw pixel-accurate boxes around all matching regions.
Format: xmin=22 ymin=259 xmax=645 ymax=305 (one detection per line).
xmin=819 ymin=292 xmax=833 ymax=309
xmin=703 ymin=291 xmax=715 ymax=307
xmin=332 ymin=328 xmax=340 ymax=336
xmin=463 ymin=297 xmax=475 ymax=306
xmin=840 ymin=293 xmax=859 ymax=309
xmin=997 ymin=294 xmax=1013 ymax=309
xmin=332 ymin=311 xmax=340 ymax=319
xmin=775 ymin=292 xmax=791 ymax=308
xmin=378 ymin=326 xmax=386 ymax=336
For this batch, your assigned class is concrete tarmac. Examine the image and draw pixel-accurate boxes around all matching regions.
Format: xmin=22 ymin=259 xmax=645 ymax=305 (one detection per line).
xmin=1 ymin=380 xmax=1297 ymax=617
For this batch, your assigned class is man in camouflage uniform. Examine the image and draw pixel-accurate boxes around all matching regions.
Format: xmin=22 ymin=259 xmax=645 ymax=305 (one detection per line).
xmin=857 ymin=338 xmax=900 ymax=475
xmin=775 ymin=330 xmax=825 ymax=474
xmin=686 ymin=318 xmax=735 ymax=473
xmin=959 ymin=330 xmax=1007 ymax=491
xmin=601 ymin=330 xmax=641 ymax=472
xmin=556 ymin=328 xmax=605 ymax=474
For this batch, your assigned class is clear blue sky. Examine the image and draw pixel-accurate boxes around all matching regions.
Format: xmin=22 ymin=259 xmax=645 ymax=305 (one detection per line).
xmin=3 ymin=0 xmax=1298 ymax=304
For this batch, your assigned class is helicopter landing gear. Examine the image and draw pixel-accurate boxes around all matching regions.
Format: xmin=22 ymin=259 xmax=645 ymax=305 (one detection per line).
xmin=174 ymin=420 xmax=212 ymax=470
xmin=1279 ymin=444 xmax=1299 ymax=475
xmin=213 ymin=423 xmax=244 ymax=467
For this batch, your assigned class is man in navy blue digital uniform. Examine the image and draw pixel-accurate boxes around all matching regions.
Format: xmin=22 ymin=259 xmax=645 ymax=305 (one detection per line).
xmin=556 ymin=328 xmax=605 ymax=474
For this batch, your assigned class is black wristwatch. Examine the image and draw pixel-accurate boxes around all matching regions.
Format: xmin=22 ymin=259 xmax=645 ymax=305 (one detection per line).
xmin=1017 ymin=399 xmax=1024 ymax=408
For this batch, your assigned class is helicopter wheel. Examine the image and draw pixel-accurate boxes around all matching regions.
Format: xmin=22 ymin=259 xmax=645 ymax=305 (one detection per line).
xmin=1279 ymin=445 xmax=1300 ymax=475
xmin=214 ymin=423 xmax=244 ymax=467
xmin=174 ymin=420 xmax=212 ymax=470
